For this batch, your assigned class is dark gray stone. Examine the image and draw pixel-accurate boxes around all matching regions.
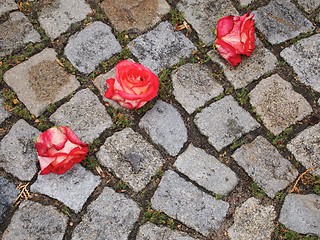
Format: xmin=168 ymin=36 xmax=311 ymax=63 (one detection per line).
xmin=297 ymin=0 xmax=320 ymax=13
xmin=0 ymin=95 xmax=11 ymax=124
xmin=0 ymin=177 xmax=19 ymax=222
xmin=0 ymin=0 xmax=17 ymax=16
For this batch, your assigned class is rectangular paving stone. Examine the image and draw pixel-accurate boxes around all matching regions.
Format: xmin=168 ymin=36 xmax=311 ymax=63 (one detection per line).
xmin=128 ymin=21 xmax=196 ymax=74
xmin=194 ymin=96 xmax=260 ymax=151
xmin=232 ymin=136 xmax=298 ymax=198
xmin=151 ymin=170 xmax=229 ymax=237
xmin=280 ymin=34 xmax=320 ymax=93
xmin=3 ymin=48 xmax=80 ymax=117
xmin=297 ymin=0 xmax=320 ymax=13
xmin=253 ymin=0 xmax=314 ymax=44
xmin=177 ymin=0 xmax=238 ymax=45
xmin=0 ymin=176 xmax=19 ymax=222
xmin=0 ymin=94 xmax=11 ymax=124
xmin=0 ymin=0 xmax=18 ymax=16
xmin=65 ymin=21 xmax=122 ymax=74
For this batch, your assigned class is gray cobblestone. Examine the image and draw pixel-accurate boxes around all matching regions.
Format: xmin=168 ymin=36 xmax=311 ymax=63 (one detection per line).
xmin=0 ymin=177 xmax=19 ymax=222
xmin=297 ymin=0 xmax=320 ymax=13
xmin=0 ymin=0 xmax=17 ymax=16
xmin=0 ymin=94 xmax=11 ymax=124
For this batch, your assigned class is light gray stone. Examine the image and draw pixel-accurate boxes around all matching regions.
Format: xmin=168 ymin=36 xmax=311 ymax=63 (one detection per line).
xmin=239 ymin=0 xmax=253 ymax=7
xmin=194 ymin=96 xmax=260 ymax=151
xmin=49 ymin=88 xmax=112 ymax=143
xmin=280 ymin=34 xmax=320 ymax=93
xmin=151 ymin=170 xmax=229 ymax=237
xmin=297 ymin=0 xmax=320 ymax=13
xmin=0 ymin=177 xmax=19 ymax=221
xmin=253 ymin=0 xmax=314 ymax=44
xmin=0 ymin=11 xmax=40 ymax=57
xmin=208 ymin=39 xmax=277 ymax=89
xmin=249 ymin=74 xmax=312 ymax=135
xmin=172 ymin=63 xmax=224 ymax=114
xmin=137 ymin=223 xmax=197 ymax=240
xmin=232 ymin=136 xmax=298 ymax=198
xmin=2 ymin=201 xmax=68 ymax=240
xmin=0 ymin=95 xmax=11 ymax=124
xmin=228 ymin=197 xmax=276 ymax=240
xmin=96 ymin=128 xmax=165 ymax=192
xmin=177 ymin=0 xmax=238 ymax=44
xmin=38 ymin=0 xmax=92 ymax=39
xmin=0 ymin=0 xmax=17 ymax=16
xmin=0 ymin=120 xmax=40 ymax=181
xmin=174 ymin=144 xmax=238 ymax=195
xmin=72 ymin=187 xmax=140 ymax=240
xmin=128 ymin=21 xmax=196 ymax=74
xmin=279 ymin=194 xmax=320 ymax=236
xmin=139 ymin=100 xmax=188 ymax=156
xmin=3 ymin=48 xmax=80 ymax=116
xmin=65 ymin=21 xmax=122 ymax=74
xmin=287 ymin=123 xmax=320 ymax=176
xmin=31 ymin=164 xmax=101 ymax=213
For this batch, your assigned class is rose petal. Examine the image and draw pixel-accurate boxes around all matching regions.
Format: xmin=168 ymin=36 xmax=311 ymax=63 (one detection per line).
xmin=215 ymin=38 xmax=242 ymax=66
xmin=216 ymin=16 xmax=234 ymax=38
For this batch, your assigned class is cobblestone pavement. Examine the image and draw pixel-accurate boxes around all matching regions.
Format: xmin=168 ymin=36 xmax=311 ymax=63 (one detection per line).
xmin=0 ymin=0 xmax=320 ymax=239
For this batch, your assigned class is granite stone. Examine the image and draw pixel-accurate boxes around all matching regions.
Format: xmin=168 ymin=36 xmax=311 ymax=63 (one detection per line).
xmin=65 ymin=21 xmax=122 ymax=74
xmin=71 ymin=187 xmax=140 ymax=240
xmin=49 ymin=88 xmax=112 ymax=143
xmin=0 ymin=11 xmax=40 ymax=57
xmin=0 ymin=120 xmax=40 ymax=181
xmin=280 ymin=34 xmax=320 ymax=93
xmin=2 ymin=201 xmax=68 ymax=240
xmin=0 ymin=0 xmax=17 ymax=16
xmin=171 ymin=63 xmax=224 ymax=114
xmin=279 ymin=194 xmax=320 ymax=236
xmin=249 ymin=74 xmax=312 ymax=135
xmin=232 ymin=136 xmax=299 ymax=198
xmin=0 ymin=177 xmax=19 ymax=222
xmin=96 ymin=128 xmax=165 ymax=192
xmin=31 ymin=164 xmax=101 ymax=213
xmin=228 ymin=197 xmax=276 ymax=240
xmin=297 ymin=0 xmax=320 ymax=13
xmin=239 ymin=0 xmax=253 ymax=7
xmin=174 ymin=144 xmax=238 ymax=195
xmin=287 ymin=123 xmax=320 ymax=176
xmin=128 ymin=21 xmax=196 ymax=74
xmin=38 ymin=0 xmax=92 ymax=39
xmin=151 ymin=170 xmax=229 ymax=237
xmin=3 ymin=48 xmax=80 ymax=116
xmin=139 ymin=100 xmax=188 ymax=156
xmin=194 ymin=96 xmax=260 ymax=151
xmin=0 ymin=95 xmax=11 ymax=124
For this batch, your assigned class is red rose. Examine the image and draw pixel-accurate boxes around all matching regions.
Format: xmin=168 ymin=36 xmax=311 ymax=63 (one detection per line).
xmin=215 ymin=13 xmax=255 ymax=66
xmin=104 ymin=60 xmax=159 ymax=109
xmin=35 ymin=126 xmax=88 ymax=175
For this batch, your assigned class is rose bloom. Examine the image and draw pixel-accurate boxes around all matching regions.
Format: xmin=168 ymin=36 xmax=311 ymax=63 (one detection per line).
xmin=35 ymin=126 xmax=88 ymax=175
xmin=104 ymin=60 xmax=159 ymax=109
xmin=215 ymin=13 xmax=255 ymax=66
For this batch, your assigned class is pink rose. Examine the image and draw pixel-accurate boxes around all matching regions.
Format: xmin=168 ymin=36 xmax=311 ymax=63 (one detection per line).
xmin=104 ymin=60 xmax=159 ymax=109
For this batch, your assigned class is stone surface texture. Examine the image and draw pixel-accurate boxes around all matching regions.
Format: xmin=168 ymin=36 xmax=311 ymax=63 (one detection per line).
xmin=0 ymin=0 xmax=17 ymax=16
xmin=0 ymin=95 xmax=11 ymax=124
xmin=0 ymin=177 xmax=19 ymax=221
xmin=139 ymin=100 xmax=188 ymax=156
xmin=49 ymin=88 xmax=112 ymax=143
xmin=297 ymin=0 xmax=320 ymax=13
xmin=239 ymin=0 xmax=253 ymax=6
xmin=194 ymin=96 xmax=260 ymax=151
xmin=232 ymin=136 xmax=298 ymax=198
xmin=65 ymin=21 xmax=122 ymax=74
xmin=151 ymin=170 xmax=229 ymax=237
xmin=172 ymin=63 xmax=224 ymax=114
xmin=250 ymin=74 xmax=312 ymax=135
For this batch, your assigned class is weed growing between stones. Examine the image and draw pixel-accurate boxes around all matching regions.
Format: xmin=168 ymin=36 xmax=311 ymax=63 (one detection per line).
xmin=267 ymin=127 xmax=293 ymax=149
xmin=141 ymin=203 xmax=175 ymax=229
xmin=274 ymin=223 xmax=319 ymax=240
xmin=251 ymin=182 xmax=267 ymax=198
xmin=106 ymin=107 xmax=134 ymax=129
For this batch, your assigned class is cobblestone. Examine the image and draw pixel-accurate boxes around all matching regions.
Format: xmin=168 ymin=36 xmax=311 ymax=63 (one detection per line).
xmin=0 ymin=94 xmax=11 ymax=124
xmin=0 ymin=176 xmax=19 ymax=222
xmin=297 ymin=0 xmax=320 ymax=13
xmin=0 ymin=0 xmax=18 ymax=16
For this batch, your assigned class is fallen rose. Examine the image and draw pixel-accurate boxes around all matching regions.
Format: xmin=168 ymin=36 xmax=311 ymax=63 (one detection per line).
xmin=104 ymin=60 xmax=159 ymax=109
xmin=215 ymin=13 xmax=255 ymax=66
xmin=35 ymin=126 xmax=88 ymax=175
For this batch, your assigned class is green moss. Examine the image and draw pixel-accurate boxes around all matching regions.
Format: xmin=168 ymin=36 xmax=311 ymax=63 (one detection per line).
xmin=267 ymin=127 xmax=293 ymax=149
xmin=158 ymin=68 xmax=173 ymax=99
xmin=107 ymin=107 xmax=134 ymax=128
xmin=251 ymin=182 xmax=267 ymax=198
xmin=82 ymin=156 xmax=99 ymax=170
xmin=235 ymin=88 xmax=249 ymax=106
xmin=169 ymin=9 xmax=184 ymax=26
xmin=141 ymin=203 xmax=176 ymax=228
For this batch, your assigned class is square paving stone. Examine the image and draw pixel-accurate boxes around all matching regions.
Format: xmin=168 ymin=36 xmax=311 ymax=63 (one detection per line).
xmin=194 ymin=96 xmax=260 ymax=151
xmin=0 ymin=0 xmax=18 ymax=16
xmin=232 ymin=136 xmax=298 ymax=198
xmin=100 ymin=0 xmax=170 ymax=33
xmin=249 ymin=74 xmax=312 ymax=135
xmin=3 ymin=48 xmax=80 ymax=117
xmin=38 ymin=0 xmax=92 ymax=39
xmin=297 ymin=0 xmax=320 ymax=13
xmin=253 ymin=0 xmax=314 ymax=44
xmin=0 ymin=176 xmax=19 ymax=222
xmin=287 ymin=123 xmax=320 ymax=176
xmin=174 ymin=144 xmax=238 ymax=195
xmin=96 ymin=128 xmax=165 ymax=192
xmin=172 ymin=63 xmax=224 ymax=114
xmin=0 ymin=94 xmax=11 ymax=124
xmin=2 ymin=201 xmax=68 ymax=240
xmin=280 ymin=34 xmax=320 ymax=93
xmin=0 ymin=11 xmax=41 ymax=57
xmin=49 ymin=88 xmax=112 ymax=143
xmin=0 ymin=120 xmax=40 ymax=181
xmin=65 ymin=21 xmax=122 ymax=74
xmin=128 ymin=21 xmax=196 ymax=74
xmin=208 ymin=39 xmax=277 ymax=89
xmin=151 ymin=170 xmax=229 ymax=237
xmin=139 ymin=100 xmax=188 ymax=156
xmin=177 ymin=0 xmax=238 ymax=45
xmin=31 ymin=164 xmax=101 ymax=213
xmin=71 ymin=187 xmax=140 ymax=240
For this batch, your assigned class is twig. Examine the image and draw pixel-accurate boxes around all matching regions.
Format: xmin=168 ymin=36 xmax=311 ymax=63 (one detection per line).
xmin=14 ymin=182 xmax=31 ymax=206
xmin=290 ymin=166 xmax=317 ymax=193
